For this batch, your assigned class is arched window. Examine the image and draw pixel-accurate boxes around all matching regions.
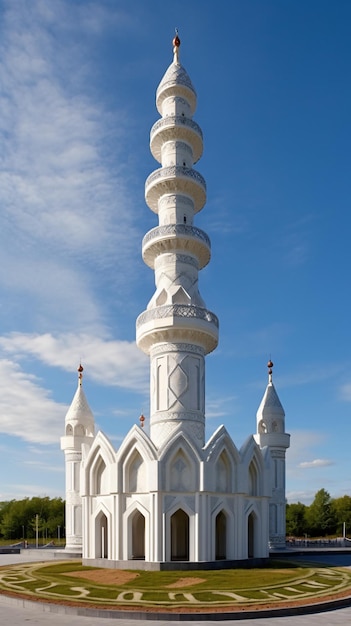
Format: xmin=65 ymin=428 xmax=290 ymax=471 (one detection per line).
xmin=131 ymin=510 xmax=145 ymax=559
xmin=248 ymin=461 xmax=258 ymax=496
xmin=215 ymin=511 xmax=227 ymax=560
xmin=216 ymin=450 xmax=231 ymax=492
xmin=95 ymin=512 xmax=108 ymax=559
xmin=248 ymin=512 xmax=255 ymax=558
xmin=127 ymin=450 xmax=145 ymax=493
xmin=95 ymin=458 xmax=107 ymax=495
xmin=171 ymin=509 xmax=189 ymax=561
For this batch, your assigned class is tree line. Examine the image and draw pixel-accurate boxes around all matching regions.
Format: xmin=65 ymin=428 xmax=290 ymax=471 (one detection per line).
xmin=1 ymin=490 xmax=350 ymax=542
xmin=0 ymin=497 xmax=65 ymax=541
xmin=286 ymin=489 xmax=351 ymax=538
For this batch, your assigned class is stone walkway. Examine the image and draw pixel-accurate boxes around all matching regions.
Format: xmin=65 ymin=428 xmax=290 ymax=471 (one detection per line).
xmin=0 ymin=551 xmax=351 ymax=624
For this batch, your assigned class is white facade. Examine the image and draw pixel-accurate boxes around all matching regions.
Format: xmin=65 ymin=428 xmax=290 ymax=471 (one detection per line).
xmin=61 ymin=35 xmax=290 ymax=569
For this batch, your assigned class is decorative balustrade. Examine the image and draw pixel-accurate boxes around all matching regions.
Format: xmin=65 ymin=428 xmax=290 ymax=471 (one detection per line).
xmin=150 ymin=116 xmax=203 ymax=140
xmin=136 ymin=304 xmax=219 ymax=329
xmin=145 ymin=166 xmax=206 ymax=191
xmin=142 ymin=224 xmax=210 ymax=248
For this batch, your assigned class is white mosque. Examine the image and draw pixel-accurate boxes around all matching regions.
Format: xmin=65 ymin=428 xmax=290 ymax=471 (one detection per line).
xmin=61 ymin=34 xmax=290 ymax=570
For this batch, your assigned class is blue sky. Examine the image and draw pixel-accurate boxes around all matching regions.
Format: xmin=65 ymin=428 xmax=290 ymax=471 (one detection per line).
xmin=0 ymin=0 xmax=350 ymax=507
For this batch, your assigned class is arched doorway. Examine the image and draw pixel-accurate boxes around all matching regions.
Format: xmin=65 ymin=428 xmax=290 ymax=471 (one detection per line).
xmin=215 ymin=510 xmax=227 ymax=560
xmin=95 ymin=512 xmax=108 ymax=558
xmin=171 ymin=509 xmax=189 ymax=561
xmin=248 ymin=512 xmax=255 ymax=558
xmin=131 ymin=511 xmax=145 ymax=559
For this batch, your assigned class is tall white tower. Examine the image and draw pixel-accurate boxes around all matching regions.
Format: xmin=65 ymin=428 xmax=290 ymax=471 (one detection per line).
xmin=254 ymin=360 xmax=290 ymax=549
xmin=60 ymin=365 xmax=95 ymax=553
xmin=136 ymin=34 xmax=218 ymax=449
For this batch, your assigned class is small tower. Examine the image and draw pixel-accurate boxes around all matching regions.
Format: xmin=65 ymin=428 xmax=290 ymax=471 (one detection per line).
xmin=254 ymin=360 xmax=290 ymax=550
xmin=136 ymin=33 xmax=218 ymax=450
xmin=60 ymin=365 xmax=95 ymax=553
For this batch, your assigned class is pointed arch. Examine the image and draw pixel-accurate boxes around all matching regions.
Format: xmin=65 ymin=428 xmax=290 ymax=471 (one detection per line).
xmin=82 ymin=430 xmax=117 ymax=496
xmin=244 ymin=503 xmax=262 ymax=559
xmin=204 ymin=426 xmax=240 ymax=492
xmin=123 ymin=501 xmax=150 ymax=562
xmin=248 ymin=511 xmax=255 ymax=558
xmin=94 ymin=506 xmax=112 ymax=559
xmin=131 ymin=510 xmax=145 ymax=559
xmin=215 ymin=510 xmax=227 ymax=560
xmin=171 ymin=509 xmax=189 ymax=561
xmin=240 ymin=435 xmax=265 ymax=497
xmin=248 ymin=459 xmax=259 ymax=496
xmin=164 ymin=497 xmax=196 ymax=562
xmin=125 ymin=449 xmax=145 ymax=493
xmin=117 ymin=425 xmax=157 ymax=493
xmin=216 ymin=450 xmax=231 ymax=493
xmin=159 ymin=432 xmax=202 ymax=492
xmin=95 ymin=457 xmax=107 ymax=495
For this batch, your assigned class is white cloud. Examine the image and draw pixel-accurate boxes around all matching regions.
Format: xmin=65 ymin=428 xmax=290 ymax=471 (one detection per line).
xmin=298 ymin=458 xmax=334 ymax=469
xmin=0 ymin=331 xmax=149 ymax=391
xmin=0 ymin=359 xmax=67 ymax=443
xmin=0 ymin=0 xmax=141 ymax=332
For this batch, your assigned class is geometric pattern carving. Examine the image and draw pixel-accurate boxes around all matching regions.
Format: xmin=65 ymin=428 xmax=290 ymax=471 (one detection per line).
xmin=168 ymin=362 xmax=188 ymax=407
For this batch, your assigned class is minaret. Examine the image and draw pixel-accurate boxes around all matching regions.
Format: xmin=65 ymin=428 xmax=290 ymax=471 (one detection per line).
xmin=254 ymin=360 xmax=290 ymax=550
xmin=136 ymin=33 xmax=219 ymax=449
xmin=60 ymin=365 xmax=95 ymax=553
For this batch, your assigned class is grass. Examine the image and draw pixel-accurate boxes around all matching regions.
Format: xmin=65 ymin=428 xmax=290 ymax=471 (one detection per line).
xmin=1 ymin=559 xmax=351 ymax=610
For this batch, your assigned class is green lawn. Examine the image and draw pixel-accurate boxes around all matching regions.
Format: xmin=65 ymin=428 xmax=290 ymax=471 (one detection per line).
xmin=0 ymin=559 xmax=350 ymax=610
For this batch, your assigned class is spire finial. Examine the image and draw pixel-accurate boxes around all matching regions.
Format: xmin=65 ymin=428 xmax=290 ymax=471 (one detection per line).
xmin=267 ymin=359 xmax=273 ymax=384
xmin=139 ymin=413 xmax=145 ymax=428
xmin=172 ymin=28 xmax=180 ymax=65
xmin=78 ymin=363 xmax=84 ymax=386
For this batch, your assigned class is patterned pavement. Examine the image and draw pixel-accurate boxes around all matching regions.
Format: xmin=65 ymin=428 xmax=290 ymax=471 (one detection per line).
xmin=0 ymin=551 xmax=351 ymax=624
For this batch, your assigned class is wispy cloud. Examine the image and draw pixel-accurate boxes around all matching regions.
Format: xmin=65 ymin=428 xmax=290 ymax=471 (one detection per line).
xmin=0 ymin=0 xmax=141 ymax=331
xmin=0 ymin=359 xmax=67 ymax=443
xmin=298 ymin=458 xmax=334 ymax=469
xmin=0 ymin=331 xmax=149 ymax=390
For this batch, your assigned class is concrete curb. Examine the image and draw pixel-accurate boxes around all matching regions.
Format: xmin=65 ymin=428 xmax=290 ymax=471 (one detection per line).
xmin=1 ymin=590 xmax=351 ymax=621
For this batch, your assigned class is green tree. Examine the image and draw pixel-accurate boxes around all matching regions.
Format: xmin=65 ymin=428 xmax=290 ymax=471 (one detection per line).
xmin=0 ymin=497 xmax=65 ymax=541
xmin=306 ymin=489 xmax=336 ymax=537
xmin=331 ymin=495 xmax=351 ymax=536
xmin=286 ymin=502 xmax=307 ymax=537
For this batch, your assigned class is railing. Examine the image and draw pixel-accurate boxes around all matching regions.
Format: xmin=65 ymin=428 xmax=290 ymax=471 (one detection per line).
xmin=142 ymin=224 xmax=210 ymax=249
xmin=136 ymin=304 xmax=219 ymax=329
xmin=145 ymin=166 xmax=206 ymax=191
xmin=150 ymin=116 xmax=203 ymax=139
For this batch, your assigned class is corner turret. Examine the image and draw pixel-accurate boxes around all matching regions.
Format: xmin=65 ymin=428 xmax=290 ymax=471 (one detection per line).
xmin=61 ymin=365 xmax=95 ymax=554
xmin=254 ymin=361 xmax=290 ymax=550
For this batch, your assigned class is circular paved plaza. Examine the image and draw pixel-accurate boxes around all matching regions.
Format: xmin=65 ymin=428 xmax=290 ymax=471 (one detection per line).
xmin=1 ymin=551 xmax=351 ymax=624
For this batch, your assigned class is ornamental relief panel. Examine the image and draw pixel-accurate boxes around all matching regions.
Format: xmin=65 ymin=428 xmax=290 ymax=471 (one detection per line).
xmin=151 ymin=343 xmax=205 ymax=356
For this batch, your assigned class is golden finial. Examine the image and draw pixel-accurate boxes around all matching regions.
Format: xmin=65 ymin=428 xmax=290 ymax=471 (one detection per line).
xmin=78 ymin=363 xmax=83 ymax=386
xmin=173 ymin=28 xmax=180 ymax=64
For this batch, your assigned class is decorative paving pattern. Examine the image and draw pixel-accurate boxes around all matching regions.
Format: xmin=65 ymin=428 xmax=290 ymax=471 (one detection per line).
xmin=0 ymin=561 xmax=351 ymax=611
